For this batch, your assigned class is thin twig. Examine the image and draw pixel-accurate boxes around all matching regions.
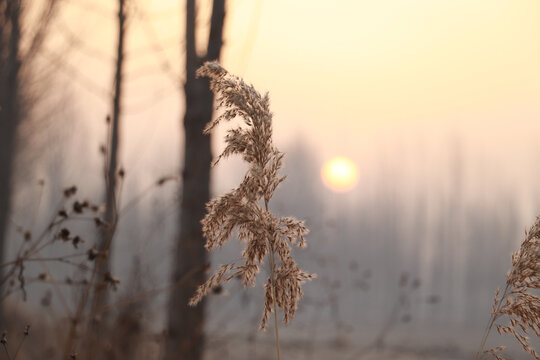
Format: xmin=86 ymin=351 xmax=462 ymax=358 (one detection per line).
xmin=13 ymin=326 xmax=29 ymax=360
xmin=2 ymin=343 xmax=11 ymax=360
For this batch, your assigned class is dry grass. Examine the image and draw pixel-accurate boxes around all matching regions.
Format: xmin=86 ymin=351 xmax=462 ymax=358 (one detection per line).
xmin=188 ymin=61 xmax=315 ymax=357
xmin=0 ymin=185 xmax=107 ymax=304
xmin=0 ymin=163 xmax=178 ymax=359
xmin=477 ymin=216 xmax=540 ymax=359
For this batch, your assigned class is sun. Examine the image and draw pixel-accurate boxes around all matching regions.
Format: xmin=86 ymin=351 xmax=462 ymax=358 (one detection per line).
xmin=321 ymin=156 xmax=359 ymax=193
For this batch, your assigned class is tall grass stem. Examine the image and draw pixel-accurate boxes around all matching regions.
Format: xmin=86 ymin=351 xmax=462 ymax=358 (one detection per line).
xmin=265 ymin=199 xmax=281 ymax=360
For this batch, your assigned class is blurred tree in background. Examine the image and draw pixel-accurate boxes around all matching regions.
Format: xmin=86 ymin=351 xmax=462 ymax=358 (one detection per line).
xmin=165 ymin=1 xmax=226 ymax=359
xmin=0 ymin=0 xmax=58 ymax=326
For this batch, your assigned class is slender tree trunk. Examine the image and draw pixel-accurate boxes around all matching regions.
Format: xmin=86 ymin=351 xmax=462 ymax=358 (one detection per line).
xmin=0 ymin=1 xmax=58 ymax=334
xmin=165 ymin=1 xmax=225 ymax=359
xmin=89 ymin=0 xmax=126 ymax=356
xmin=93 ymin=0 xmax=125 ymax=309
xmin=0 ymin=0 xmax=21 ymax=329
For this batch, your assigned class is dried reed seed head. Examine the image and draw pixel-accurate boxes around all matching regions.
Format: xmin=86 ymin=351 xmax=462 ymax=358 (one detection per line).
xmin=486 ymin=216 xmax=540 ymax=359
xmin=190 ymin=62 xmax=315 ymax=330
xmin=507 ymin=217 xmax=540 ymax=291
xmin=188 ymin=264 xmax=236 ymax=306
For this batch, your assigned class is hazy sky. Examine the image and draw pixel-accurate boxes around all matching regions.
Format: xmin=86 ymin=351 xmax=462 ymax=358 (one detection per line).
xmin=42 ymin=0 xmax=540 ymax=204
xmin=227 ymin=1 xmax=540 ymax=151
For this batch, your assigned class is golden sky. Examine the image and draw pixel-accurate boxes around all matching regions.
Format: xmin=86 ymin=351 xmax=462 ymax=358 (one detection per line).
xmin=223 ymin=0 xmax=540 ymax=198
xmin=226 ymin=1 xmax=540 ymax=137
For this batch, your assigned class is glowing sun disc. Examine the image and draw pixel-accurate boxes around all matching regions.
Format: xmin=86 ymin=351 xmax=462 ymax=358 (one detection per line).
xmin=321 ymin=157 xmax=359 ymax=192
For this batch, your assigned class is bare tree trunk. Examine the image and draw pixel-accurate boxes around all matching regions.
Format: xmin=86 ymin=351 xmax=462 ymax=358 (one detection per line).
xmin=92 ymin=0 xmax=126 ymax=311
xmin=88 ymin=0 xmax=126 ymax=357
xmin=0 ymin=0 xmax=21 ymax=329
xmin=165 ymin=1 xmax=225 ymax=359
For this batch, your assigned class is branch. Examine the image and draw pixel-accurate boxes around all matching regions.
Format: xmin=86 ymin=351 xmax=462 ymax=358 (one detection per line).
xmin=23 ymin=0 xmax=59 ymax=61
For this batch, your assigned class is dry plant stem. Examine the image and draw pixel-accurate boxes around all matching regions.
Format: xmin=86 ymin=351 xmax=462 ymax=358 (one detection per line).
xmin=0 ymin=253 xmax=86 ymax=267
xmin=0 ymin=199 xmax=66 ymax=287
xmin=63 ymin=253 xmax=102 ymax=359
xmin=265 ymin=199 xmax=281 ymax=360
xmin=475 ymin=284 xmax=510 ymax=359
xmin=85 ymin=265 xmax=204 ymax=321
xmin=2 ymin=343 xmax=10 ymax=360
xmin=39 ymin=262 xmax=72 ymax=317
xmin=13 ymin=335 xmax=26 ymax=359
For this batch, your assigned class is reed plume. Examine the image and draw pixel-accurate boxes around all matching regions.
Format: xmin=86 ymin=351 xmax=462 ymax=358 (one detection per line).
xmin=188 ymin=62 xmax=315 ymax=343
xmin=477 ymin=217 xmax=540 ymax=360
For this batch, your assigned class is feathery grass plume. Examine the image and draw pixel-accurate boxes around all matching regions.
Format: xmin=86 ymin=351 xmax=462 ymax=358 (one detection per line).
xmin=476 ymin=217 xmax=540 ymax=360
xmin=188 ymin=61 xmax=315 ymax=333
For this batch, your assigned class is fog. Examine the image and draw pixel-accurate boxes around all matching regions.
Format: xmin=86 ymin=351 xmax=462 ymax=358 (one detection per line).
xmin=8 ymin=125 xmax=540 ymax=358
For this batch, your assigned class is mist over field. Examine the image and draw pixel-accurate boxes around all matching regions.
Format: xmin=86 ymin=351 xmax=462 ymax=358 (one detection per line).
xmin=9 ymin=130 xmax=540 ymax=359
